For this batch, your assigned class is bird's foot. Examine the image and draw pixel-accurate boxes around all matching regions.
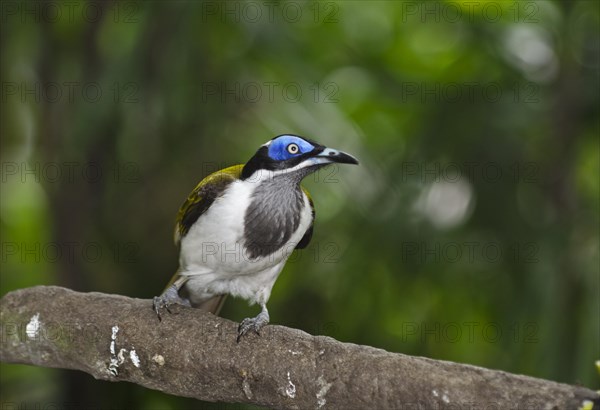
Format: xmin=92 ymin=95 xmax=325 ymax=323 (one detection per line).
xmin=153 ymin=284 xmax=191 ymax=321
xmin=237 ymin=310 xmax=269 ymax=342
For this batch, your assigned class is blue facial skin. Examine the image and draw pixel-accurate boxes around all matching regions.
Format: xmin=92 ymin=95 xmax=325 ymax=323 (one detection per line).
xmin=267 ymin=135 xmax=315 ymax=161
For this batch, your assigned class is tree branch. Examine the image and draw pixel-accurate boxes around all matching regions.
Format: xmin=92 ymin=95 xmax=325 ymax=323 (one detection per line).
xmin=1 ymin=286 xmax=597 ymax=409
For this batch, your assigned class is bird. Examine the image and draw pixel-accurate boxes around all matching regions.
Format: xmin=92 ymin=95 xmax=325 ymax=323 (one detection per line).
xmin=153 ymin=134 xmax=358 ymax=341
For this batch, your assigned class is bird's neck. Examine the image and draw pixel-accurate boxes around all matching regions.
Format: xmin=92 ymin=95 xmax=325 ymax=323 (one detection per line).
xmin=244 ymin=168 xmax=308 ymax=188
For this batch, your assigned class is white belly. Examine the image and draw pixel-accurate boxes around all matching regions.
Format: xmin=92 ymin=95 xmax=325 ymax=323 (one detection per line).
xmin=178 ymin=179 xmax=312 ymax=305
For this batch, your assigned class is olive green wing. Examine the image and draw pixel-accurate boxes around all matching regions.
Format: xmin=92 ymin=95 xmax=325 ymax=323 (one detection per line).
xmin=295 ymin=186 xmax=315 ymax=250
xmin=174 ymin=164 xmax=244 ymax=245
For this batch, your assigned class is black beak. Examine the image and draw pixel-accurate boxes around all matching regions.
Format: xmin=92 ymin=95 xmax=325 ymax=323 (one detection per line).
xmin=315 ymin=147 xmax=359 ymax=165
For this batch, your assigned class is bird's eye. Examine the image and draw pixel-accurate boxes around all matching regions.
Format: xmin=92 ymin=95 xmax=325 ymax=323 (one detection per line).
xmin=287 ymin=143 xmax=299 ymax=154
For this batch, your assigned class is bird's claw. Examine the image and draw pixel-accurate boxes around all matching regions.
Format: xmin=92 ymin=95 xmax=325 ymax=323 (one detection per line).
xmin=237 ymin=311 xmax=269 ymax=342
xmin=152 ymin=285 xmax=190 ymax=321
xmin=153 ymin=296 xmax=167 ymax=320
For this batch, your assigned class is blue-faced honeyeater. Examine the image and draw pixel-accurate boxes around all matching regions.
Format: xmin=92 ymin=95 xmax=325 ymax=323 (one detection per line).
xmin=153 ymin=134 xmax=358 ymax=341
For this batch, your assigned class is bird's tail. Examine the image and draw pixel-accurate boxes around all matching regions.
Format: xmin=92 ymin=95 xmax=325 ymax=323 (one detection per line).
xmin=163 ymin=270 xmax=228 ymax=316
xmin=195 ymin=294 xmax=227 ymax=316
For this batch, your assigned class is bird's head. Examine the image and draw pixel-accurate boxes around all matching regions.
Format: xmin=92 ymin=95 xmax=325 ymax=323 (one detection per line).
xmin=241 ymin=134 xmax=359 ymax=181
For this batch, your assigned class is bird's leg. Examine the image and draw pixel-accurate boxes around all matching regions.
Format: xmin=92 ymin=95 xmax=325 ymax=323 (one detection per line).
xmin=237 ymin=303 xmax=270 ymax=342
xmin=153 ymin=276 xmax=191 ymax=320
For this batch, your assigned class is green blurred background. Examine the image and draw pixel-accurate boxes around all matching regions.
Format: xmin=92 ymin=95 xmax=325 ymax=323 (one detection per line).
xmin=1 ymin=0 xmax=598 ymax=408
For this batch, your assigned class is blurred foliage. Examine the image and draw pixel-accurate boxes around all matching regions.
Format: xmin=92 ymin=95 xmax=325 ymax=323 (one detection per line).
xmin=1 ymin=0 xmax=599 ymax=408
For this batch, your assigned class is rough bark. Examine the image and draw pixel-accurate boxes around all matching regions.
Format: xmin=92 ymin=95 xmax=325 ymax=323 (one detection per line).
xmin=1 ymin=286 xmax=597 ymax=409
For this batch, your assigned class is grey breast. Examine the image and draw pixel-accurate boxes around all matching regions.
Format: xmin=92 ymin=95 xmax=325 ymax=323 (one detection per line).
xmin=243 ymin=177 xmax=305 ymax=259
